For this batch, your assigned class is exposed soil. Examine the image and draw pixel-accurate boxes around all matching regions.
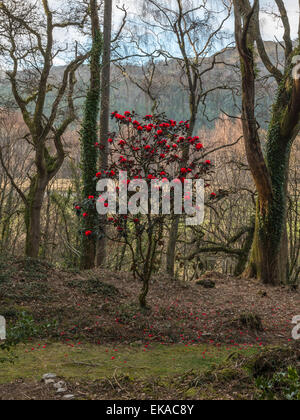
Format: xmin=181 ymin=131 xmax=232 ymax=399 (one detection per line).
xmin=1 ymin=257 xmax=299 ymax=347
xmin=1 ymin=256 xmax=299 ymax=400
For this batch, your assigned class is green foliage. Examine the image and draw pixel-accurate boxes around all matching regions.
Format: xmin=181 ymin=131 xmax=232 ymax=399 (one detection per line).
xmin=5 ymin=312 xmax=57 ymax=348
xmin=66 ymin=276 xmax=119 ymax=297
xmin=79 ymin=28 xmax=103 ymax=267
xmin=256 ymin=367 xmax=300 ymax=400
xmin=1 ymin=312 xmax=57 ymax=364
xmin=80 ymin=29 xmax=102 ymax=200
xmin=262 ymin=118 xmax=290 ymax=254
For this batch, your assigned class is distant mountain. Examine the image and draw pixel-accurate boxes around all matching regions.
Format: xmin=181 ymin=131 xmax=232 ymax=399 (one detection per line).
xmin=0 ymin=42 xmax=283 ymax=130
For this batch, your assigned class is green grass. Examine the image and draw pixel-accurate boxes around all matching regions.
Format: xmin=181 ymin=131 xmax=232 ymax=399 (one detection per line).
xmin=0 ymin=342 xmax=260 ymax=384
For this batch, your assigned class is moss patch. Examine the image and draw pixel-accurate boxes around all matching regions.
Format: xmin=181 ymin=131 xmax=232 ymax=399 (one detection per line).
xmin=0 ymin=342 xmax=258 ymax=385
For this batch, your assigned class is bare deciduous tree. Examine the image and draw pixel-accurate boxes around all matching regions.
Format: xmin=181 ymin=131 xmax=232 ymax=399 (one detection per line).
xmin=0 ymin=0 xmax=89 ymax=257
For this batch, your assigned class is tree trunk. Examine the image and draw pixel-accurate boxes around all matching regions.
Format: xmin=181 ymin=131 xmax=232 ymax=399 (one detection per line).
xmin=25 ymin=176 xmax=47 ymax=258
xmin=139 ymin=274 xmax=150 ymax=309
xmin=80 ymin=0 xmax=102 ymax=270
xmin=96 ymin=0 xmax=112 ymax=267
xmin=234 ymin=221 xmax=255 ymax=277
xmin=166 ymin=118 xmax=195 ymax=277
xmin=245 ymin=127 xmax=291 ymax=285
xmin=233 ymin=0 xmax=300 ymax=286
xmin=247 ymin=202 xmax=289 ymax=285
xmin=166 ymin=217 xmax=179 ymax=277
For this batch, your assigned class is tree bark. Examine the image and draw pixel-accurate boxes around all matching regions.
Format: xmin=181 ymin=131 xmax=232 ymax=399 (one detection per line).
xmin=246 ymin=135 xmax=291 ymax=285
xmin=80 ymin=0 xmax=102 ymax=269
xmin=96 ymin=0 xmax=112 ymax=267
xmin=25 ymin=177 xmax=47 ymax=258
xmin=234 ymin=0 xmax=300 ymax=285
xmin=166 ymin=120 xmax=195 ymax=277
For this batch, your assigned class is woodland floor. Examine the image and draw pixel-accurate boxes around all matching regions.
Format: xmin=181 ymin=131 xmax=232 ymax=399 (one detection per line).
xmin=0 ymin=255 xmax=299 ymax=400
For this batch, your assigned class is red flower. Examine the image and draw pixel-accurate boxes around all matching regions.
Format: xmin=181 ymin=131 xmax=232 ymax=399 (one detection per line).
xmin=115 ymin=113 xmax=125 ymax=120
xmin=205 ymin=160 xmax=211 ymax=165
xmin=88 ymin=195 xmax=94 ymax=200
xmin=85 ymin=230 xmax=92 ymax=237
xmin=96 ymin=172 xmax=102 ymax=178
xmin=196 ymin=143 xmax=203 ymax=150
xmin=157 ymin=129 xmax=163 ymax=135
xmin=83 ymin=212 xmax=88 ymax=218
xmin=160 ymin=154 xmax=166 ymax=159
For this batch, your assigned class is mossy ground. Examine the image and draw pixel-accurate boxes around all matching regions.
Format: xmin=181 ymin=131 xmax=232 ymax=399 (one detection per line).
xmin=0 ymin=342 xmax=260 ymax=383
xmin=2 ymin=343 xmax=297 ymax=400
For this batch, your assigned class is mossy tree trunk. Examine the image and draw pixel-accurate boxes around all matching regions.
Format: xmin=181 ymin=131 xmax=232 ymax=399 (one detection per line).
xmin=246 ymin=126 xmax=291 ymax=285
xmin=234 ymin=0 xmax=300 ymax=285
xmin=80 ymin=0 xmax=103 ymax=270
xmin=25 ymin=176 xmax=47 ymax=258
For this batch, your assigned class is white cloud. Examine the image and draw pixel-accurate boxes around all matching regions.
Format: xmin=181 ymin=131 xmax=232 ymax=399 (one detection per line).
xmin=260 ymin=0 xmax=299 ymax=40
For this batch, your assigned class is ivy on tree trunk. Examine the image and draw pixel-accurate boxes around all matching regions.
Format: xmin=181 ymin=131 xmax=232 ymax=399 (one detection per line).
xmin=80 ymin=0 xmax=103 ymax=269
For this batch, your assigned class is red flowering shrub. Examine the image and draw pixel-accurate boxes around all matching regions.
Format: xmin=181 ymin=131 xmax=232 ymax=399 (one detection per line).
xmin=75 ymin=111 xmax=217 ymax=308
